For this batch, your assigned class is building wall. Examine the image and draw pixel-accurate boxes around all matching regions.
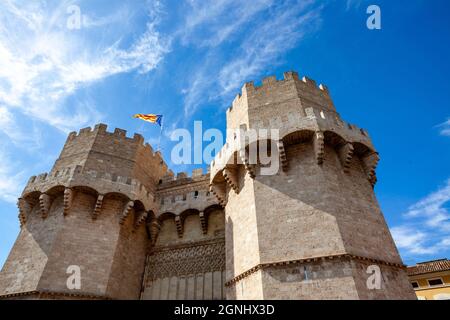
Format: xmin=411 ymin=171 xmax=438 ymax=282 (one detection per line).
xmin=410 ymin=272 xmax=450 ymax=300
xmin=0 ymin=191 xmax=149 ymax=299
xmin=252 ymin=142 xmax=401 ymax=265
xmin=0 ymin=71 xmax=418 ymax=300
xmin=0 ymin=200 xmax=63 ymax=295
xmin=212 ymin=71 xmax=415 ymax=300
xmin=142 ymin=209 xmax=226 ymax=300
xmin=225 ymin=168 xmax=261 ymax=279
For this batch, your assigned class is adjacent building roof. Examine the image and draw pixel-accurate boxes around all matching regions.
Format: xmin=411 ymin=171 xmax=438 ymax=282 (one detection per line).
xmin=407 ymin=259 xmax=450 ymax=276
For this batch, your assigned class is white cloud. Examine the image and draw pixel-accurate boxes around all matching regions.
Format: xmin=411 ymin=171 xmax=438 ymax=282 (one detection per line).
xmin=392 ymin=179 xmax=450 ymax=258
xmin=405 ymin=178 xmax=450 ymax=232
xmin=218 ymin=2 xmax=321 ymax=95
xmin=0 ymin=0 xmax=168 ymax=134
xmin=0 ymin=0 xmax=169 ymax=206
xmin=437 ymin=118 xmax=450 ymax=137
xmin=0 ymin=148 xmax=26 ymax=203
xmin=180 ymin=0 xmax=323 ymax=117
xmin=180 ymin=0 xmax=274 ymax=47
xmin=391 ymin=226 xmax=449 ymax=255
xmin=345 ymin=0 xmax=364 ymax=11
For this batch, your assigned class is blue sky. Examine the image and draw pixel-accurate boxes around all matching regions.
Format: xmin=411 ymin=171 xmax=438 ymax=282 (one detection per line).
xmin=0 ymin=0 xmax=449 ymax=267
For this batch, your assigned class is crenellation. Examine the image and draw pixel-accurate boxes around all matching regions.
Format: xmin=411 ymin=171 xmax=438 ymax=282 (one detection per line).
xmin=209 ymin=71 xmax=413 ymax=300
xmin=133 ymin=133 xmax=144 ymax=144
xmin=94 ymin=123 xmax=108 ymax=133
xmin=113 ymin=128 xmax=127 ymax=137
xmin=192 ymin=168 xmax=203 ymax=178
xmin=177 ymin=172 xmax=188 ymax=180
xmin=232 ymin=93 xmax=241 ymax=110
xmin=283 ymin=71 xmax=300 ymax=81
xmin=37 ymin=173 xmax=48 ymax=181
xmin=302 ymin=76 xmax=317 ymax=88
xmin=67 ymin=131 xmax=77 ymax=141
xmin=0 ymin=70 xmax=414 ymax=301
xmin=262 ymin=75 xmax=277 ymax=85
xmin=319 ymin=83 xmax=329 ymax=93
xmin=79 ymin=126 xmax=93 ymax=135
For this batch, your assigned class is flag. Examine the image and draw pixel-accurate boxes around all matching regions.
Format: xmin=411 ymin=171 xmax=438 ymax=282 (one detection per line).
xmin=133 ymin=114 xmax=163 ymax=126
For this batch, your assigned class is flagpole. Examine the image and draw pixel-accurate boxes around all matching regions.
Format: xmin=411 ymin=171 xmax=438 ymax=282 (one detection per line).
xmin=157 ymin=117 xmax=164 ymax=152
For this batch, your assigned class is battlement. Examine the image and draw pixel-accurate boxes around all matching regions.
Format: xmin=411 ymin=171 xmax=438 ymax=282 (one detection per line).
xmin=66 ymin=123 xmax=165 ymax=162
xmin=56 ymin=123 xmax=168 ymax=189
xmin=226 ymin=71 xmax=333 ymax=115
xmin=211 ymin=105 xmax=374 ymax=181
xmin=23 ymin=165 xmax=155 ymax=211
xmin=68 ymin=123 xmax=144 ymax=143
xmin=159 ymin=168 xmax=210 ymax=189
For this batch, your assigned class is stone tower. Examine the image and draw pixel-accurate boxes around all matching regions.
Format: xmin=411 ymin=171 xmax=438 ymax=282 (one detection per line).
xmin=210 ymin=71 xmax=416 ymax=299
xmin=0 ymin=70 xmax=416 ymax=300
xmin=0 ymin=124 xmax=168 ymax=299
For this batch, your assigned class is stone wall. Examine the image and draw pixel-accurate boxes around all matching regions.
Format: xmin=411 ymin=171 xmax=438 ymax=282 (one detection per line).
xmin=0 ymin=190 xmax=149 ymax=299
xmin=1 ymin=70 xmax=416 ymax=301
xmin=142 ymin=185 xmax=226 ymax=301
xmin=212 ymin=71 xmax=416 ymax=300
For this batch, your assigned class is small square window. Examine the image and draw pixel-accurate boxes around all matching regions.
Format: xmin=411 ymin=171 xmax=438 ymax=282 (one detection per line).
xmin=428 ymin=278 xmax=443 ymax=287
xmin=411 ymin=281 xmax=419 ymax=289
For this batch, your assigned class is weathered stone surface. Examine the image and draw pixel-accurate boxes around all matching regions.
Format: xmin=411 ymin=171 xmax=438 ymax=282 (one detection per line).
xmin=213 ymin=71 xmax=416 ymax=300
xmin=0 ymin=71 xmax=415 ymax=300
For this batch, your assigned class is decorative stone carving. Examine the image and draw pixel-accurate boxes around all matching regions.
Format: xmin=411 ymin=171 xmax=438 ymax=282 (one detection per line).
xmin=92 ymin=194 xmax=104 ymax=220
xmin=119 ymin=200 xmax=134 ymax=225
xmin=362 ymin=152 xmax=380 ymax=187
xmin=338 ymin=143 xmax=354 ymax=172
xmin=199 ymin=211 xmax=208 ymax=235
xmin=63 ymin=188 xmax=75 ymax=216
xmin=39 ymin=193 xmax=51 ymax=219
xmin=148 ymin=219 xmax=162 ymax=245
xmin=175 ymin=216 xmax=183 ymax=238
xmin=209 ymin=183 xmax=227 ymax=207
xmin=146 ymin=240 xmax=225 ymax=281
xmin=223 ymin=167 xmax=239 ymax=193
xmin=239 ymin=149 xmax=256 ymax=178
xmin=17 ymin=198 xmax=31 ymax=226
xmin=314 ymin=131 xmax=325 ymax=165
xmin=135 ymin=210 xmax=148 ymax=229
xmin=277 ymin=140 xmax=288 ymax=171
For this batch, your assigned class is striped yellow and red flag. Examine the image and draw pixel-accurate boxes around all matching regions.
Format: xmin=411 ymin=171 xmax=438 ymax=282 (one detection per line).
xmin=133 ymin=114 xmax=163 ymax=126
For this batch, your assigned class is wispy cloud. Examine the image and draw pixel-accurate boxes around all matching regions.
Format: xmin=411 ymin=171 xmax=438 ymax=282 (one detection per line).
xmin=0 ymin=0 xmax=169 ymax=204
xmin=179 ymin=0 xmax=274 ymax=47
xmin=0 ymin=147 xmax=26 ymax=203
xmin=218 ymin=1 xmax=321 ymax=95
xmin=179 ymin=0 xmax=323 ymax=118
xmin=345 ymin=0 xmax=365 ymax=11
xmin=437 ymin=118 xmax=450 ymax=137
xmin=392 ymin=179 xmax=450 ymax=259
xmin=0 ymin=0 xmax=168 ymax=134
xmin=0 ymin=106 xmax=42 ymax=148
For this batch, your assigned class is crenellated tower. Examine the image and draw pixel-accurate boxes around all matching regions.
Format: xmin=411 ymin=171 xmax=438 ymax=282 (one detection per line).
xmin=210 ymin=71 xmax=416 ymax=300
xmin=0 ymin=124 xmax=168 ymax=299
xmin=0 ymin=70 xmax=416 ymax=300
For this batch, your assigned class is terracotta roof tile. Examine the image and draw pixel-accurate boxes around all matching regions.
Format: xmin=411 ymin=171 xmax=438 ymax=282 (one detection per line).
xmin=407 ymin=259 xmax=450 ymax=276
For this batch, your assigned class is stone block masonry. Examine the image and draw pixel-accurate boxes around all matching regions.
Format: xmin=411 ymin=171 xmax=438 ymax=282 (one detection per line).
xmin=0 ymin=70 xmax=416 ymax=300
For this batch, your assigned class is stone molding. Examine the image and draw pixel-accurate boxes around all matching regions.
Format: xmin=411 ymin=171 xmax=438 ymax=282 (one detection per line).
xmin=225 ymin=253 xmax=406 ymax=287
